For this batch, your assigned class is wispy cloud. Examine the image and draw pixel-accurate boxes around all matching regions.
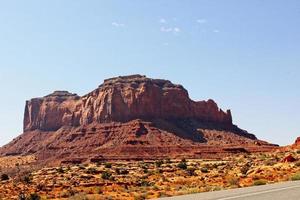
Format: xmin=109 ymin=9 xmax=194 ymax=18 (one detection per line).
xmin=196 ymin=19 xmax=207 ymax=24
xmin=159 ymin=18 xmax=167 ymax=24
xmin=160 ymin=26 xmax=173 ymax=32
xmin=173 ymin=27 xmax=181 ymax=33
xmin=160 ymin=26 xmax=181 ymax=34
xmin=112 ymin=22 xmax=125 ymax=28
xmin=213 ymin=29 xmax=220 ymax=33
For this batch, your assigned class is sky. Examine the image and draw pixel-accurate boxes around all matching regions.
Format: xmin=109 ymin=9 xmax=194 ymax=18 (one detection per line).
xmin=0 ymin=0 xmax=299 ymax=146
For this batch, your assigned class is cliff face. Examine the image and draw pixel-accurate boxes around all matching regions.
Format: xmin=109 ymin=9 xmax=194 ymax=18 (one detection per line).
xmin=24 ymin=75 xmax=232 ymax=132
xmin=1 ymin=74 xmax=279 ymax=162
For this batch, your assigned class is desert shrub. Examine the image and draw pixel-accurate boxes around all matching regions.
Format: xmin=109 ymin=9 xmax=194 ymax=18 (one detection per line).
xmin=27 ymin=193 xmax=41 ymax=200
xmin=253 ymin=179 xmax=267 ymax=186
xmin=115 ymin=168 xmax=129 ymax=175
xmin=101 ymin=171 xmax=112 ymax=180
xmin=295 ymin=161 xmax=300 ymax=167
xmin=240 ymin=164 xmax=251 ymax=175
xmin=155 ymin=160 xmax=164 ymax=168
xmin=291 ymin=173 xmax=300 ymax=181
xmin=165 ymin=158 xmax=171 ymax=164
xmin=86 ymin=167 xmax=98 ymax=174
xmin=23 ymin=174 xmax=32 ymax=184
xmin=36 ymin=183 xmax=45 ymax=191
xmin=177 ymin=161 xmax=187 ymax=170
xmin=105 ymin=163 xmax=112 ymax=168
xmin=296 ymin=150 xmax=300 ymax=154
xmin=138 ymin=179 xmax=152 ymax=187
xmin=227 ymin=177 xmax=239 ymax=186
xmin=134 ymin=193 xmax=147 ymax=200
xmin=57 ymin=167 xmax=64 ymax=173
xmin=186 ymin=167 xmax=196 ymax=176
xmin=200 ymin=167 xmax=209 ymax=173
xmin=264 ymin=159 xmax=276 ymax=166
xmin=78 ymin=165 xmax=86 ymax=170
xmin=1 ymin=174 xmax=9 ymax=181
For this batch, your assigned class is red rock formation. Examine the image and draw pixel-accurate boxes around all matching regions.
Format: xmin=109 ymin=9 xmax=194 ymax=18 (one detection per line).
xmin=282 ymin=155 xmax=297 ymax=162
xmin=294 ymin=137 xmax=300 ymax=146
xmin=1 ymin=75 xmax=278 ymax=163
xmin=24 ymin=75 xmax=232 ymax=132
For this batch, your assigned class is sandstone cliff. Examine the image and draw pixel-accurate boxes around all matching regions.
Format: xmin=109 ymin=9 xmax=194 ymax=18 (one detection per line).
xmin=1 ymin=75 xmax=277 ymax=162
xmin=24 ymin=75 xmax=232 ymax=132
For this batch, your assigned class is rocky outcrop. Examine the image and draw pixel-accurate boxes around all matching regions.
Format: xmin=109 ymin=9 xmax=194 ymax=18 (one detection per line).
xmin=294 ymin=137 xmax=300 ymax=146
xmin=0 ymin=74 xmax=278 ymax=162
xmin=24 ymin=75 xmax=232 ymax=132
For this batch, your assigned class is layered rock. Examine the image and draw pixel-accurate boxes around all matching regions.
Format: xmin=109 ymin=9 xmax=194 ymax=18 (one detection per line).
xmin=1 ymin=74 xmax=278 ymax=162
xmin=24 ymin=75 xmax=232 ymax=132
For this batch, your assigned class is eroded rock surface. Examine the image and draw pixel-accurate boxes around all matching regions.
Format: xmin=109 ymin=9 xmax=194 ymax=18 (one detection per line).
xmin=1 ymin=75 xmax=277 ymax=162
xmin=24 ymin=75 xmax=232 ymax=132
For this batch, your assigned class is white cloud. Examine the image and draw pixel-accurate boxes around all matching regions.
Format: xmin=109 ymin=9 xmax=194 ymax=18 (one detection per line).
xmin=160 ymin=26 xmax=181 ymax=34
xmin=213 ymin=29 xmax=220 ymax=33
xmin=197 ymin=19 xmax=207 ymax=24
xmin=173 ymin=27 xmax=181 ymax=33
xmin=112 ymin=22 xmax=125 ymax=27
xmin=159 ymin=18 xmax=167 ymax=24
xmin=160 ymin=26 xmax=173 ymax=32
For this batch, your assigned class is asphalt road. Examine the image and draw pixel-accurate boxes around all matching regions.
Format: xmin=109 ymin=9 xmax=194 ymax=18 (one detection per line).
xmin=161 ymin=181 xmax=300 ymax=200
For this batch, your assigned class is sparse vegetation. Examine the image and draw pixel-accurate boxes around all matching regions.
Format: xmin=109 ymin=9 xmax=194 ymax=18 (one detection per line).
xmin=1 ymin=150 xmax=300 ymax=199
xmin=253 ymin=179 xmax=267 ymax=186
xmin=101 ymin=171 xmax=112 ymax=180
xmin=177 ymin=160 xmax=187 ymax=170
xmin=291 ymin=173 xmax=300 ymax=181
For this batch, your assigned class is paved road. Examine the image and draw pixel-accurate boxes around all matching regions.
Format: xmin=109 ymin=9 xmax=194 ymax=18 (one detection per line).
xmin=161 ymin=181 xmax=300 ymax=200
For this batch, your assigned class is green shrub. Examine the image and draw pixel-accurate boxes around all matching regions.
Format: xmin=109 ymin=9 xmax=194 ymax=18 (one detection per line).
xmin=101 ymin=171 xmax=112 ymax=180
xmin=177 ymin=161 xmax=187 ymax=170
xmin=86 ymin=167 xmax=98 ymax=174
xmin=23 ymin=174 xmax=32 ymax=184
xmin=105 ymin=163 xmax=112 ymax=168
xmin=291 ymin=173 xmax=300 ymax=181
xmin=200 ymin=167 xmax=209 ymax=173
xmin=253 ymin=179 xmax=267 ymax=186
xmin=155 ymin=160 xmax=164 ymax=168
xmin=57 ymin=167 xmax=64 ymax=173
xmin=186 ymin=167 xmax=196 ymax=176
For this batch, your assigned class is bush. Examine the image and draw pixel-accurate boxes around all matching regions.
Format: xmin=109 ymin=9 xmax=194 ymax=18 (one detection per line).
xmin=295 ymin=161 xmax=300 ymax=167
xmin=57 ymin=167 xmax=64 ymax=173
xmin=240 ymin=164 xmax=251 ymax=175
xmin=115 ymin=168 xmax=129 ymax=175
xmin=86 ymin=167 xmax=98 ymax=174
xmin=27 ymin=193 xmax=41 ymax=200
xmin=1 ymin=174 xmax=9 ymax=181
xmin=186 ymin=167 xmax=196 ymax=176
xmin=155 ymin=160 xmax=164 ymax=168
xmin=291 ymin=173 xmax=300 ymax=181
xmin=23 ymin=174 xmax=32 ymax=184
xmin=105 ymin=163 xmax=112 ymax=168
xmin=200 ymin=167 xmax=209 ymax=173
xmin=101 ymin=171 xmax=112 ymax=180
xmin=177 ymin=161 xmax=187 ymax=170
xmin=253 ymin=180 xmax=267 ymax=186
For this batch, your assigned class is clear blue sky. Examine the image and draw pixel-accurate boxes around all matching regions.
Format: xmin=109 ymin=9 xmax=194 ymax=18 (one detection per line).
xmin=0 ymin=0 xmax=299 ymax=146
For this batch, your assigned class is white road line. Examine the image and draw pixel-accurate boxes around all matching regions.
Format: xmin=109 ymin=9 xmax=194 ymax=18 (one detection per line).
xmin=218 ymin=185 xmax=300 ymax=200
